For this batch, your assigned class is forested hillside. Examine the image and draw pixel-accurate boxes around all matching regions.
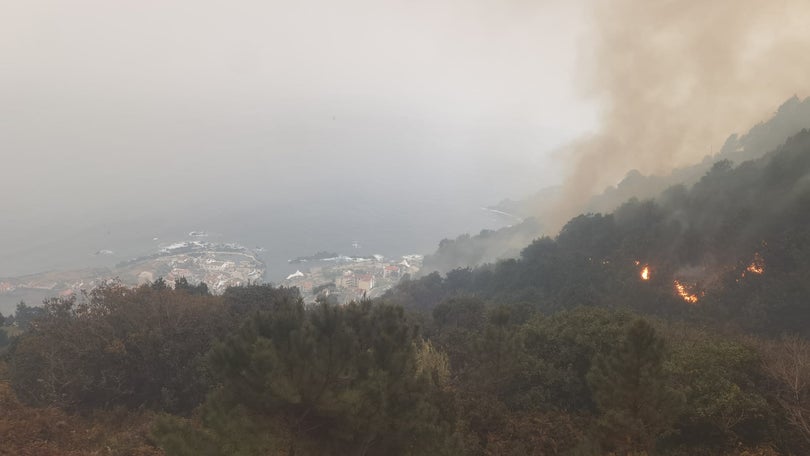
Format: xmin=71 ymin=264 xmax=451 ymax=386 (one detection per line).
xmin=2 ymin=130 xmax=810 ymax=455
xmin=388 ymin=129 xmax=810 ymax=335
xmin=423 ymin=96 xmax=810 ymax=274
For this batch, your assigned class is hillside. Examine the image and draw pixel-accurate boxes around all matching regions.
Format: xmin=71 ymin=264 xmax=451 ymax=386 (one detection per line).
xmin=422 ymin=96 xmax=810 ymax=274
xmin=3 ymin=130 xmax=810 ymax=455
xmin=389 ymin=128 xmax=810 ymax=335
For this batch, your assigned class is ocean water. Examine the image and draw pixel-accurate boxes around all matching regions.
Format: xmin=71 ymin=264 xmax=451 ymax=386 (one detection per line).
xmin=0 ymin=194 xmax=515 ymax=314
xmin=179 ymin=197 xmax=515 ymax=282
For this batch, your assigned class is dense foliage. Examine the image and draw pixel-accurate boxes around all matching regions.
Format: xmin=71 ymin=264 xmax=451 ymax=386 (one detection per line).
xmin=2 ymin=131 xmax=810 ymax=454
xmin=387 ymin=130 xmax=810 ymax=336
xmin=425 ymin=96 xmax=810 ymax=274
xmin=2 ymin=284 xmax=807 ymax=454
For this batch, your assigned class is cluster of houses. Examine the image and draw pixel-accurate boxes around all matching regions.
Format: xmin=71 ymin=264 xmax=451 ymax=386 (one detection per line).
xmin=0 ymin=243 xmax=266 ymax=302
xmin=149 ymin=251 xmax=264 ymax=293
xmin=282 ymin=254 xmax=423 ymax=303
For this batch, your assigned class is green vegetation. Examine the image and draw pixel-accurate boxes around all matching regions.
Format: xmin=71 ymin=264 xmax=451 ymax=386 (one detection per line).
xmin=0 ymin=285 xmax=806 ymax=455
xmin=586 ymin=319 xmax=682 ymax=453
xmin=387 ymin=130 xmax=810 ymax=336
xmin=425 ymin=96 xmax=810 ymax=275
xmin=2 ymin=130 xmax=810 ymax=454
xmin=152 ymin=299 xmax=460 ymax=455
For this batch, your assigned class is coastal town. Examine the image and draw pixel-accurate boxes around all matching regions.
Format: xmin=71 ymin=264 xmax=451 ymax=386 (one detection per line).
xmin=281 ymin=254 xmax=423 ymax=303
xmin=0 ymin=240 xmax=421 ymax=311
xmin=0 ymin=241 xmax=265 ymax=311
xmin=118 ymin=241 xmax=265 ymax=294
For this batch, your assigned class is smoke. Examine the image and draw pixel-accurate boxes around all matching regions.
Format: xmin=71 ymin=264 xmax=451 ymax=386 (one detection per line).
xmin=551 ymin=0 xmax=810 ymax=229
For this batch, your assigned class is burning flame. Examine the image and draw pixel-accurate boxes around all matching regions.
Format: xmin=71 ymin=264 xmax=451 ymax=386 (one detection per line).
xmin=674 ymin=280 xmax=699 ymax=304
xmin=746 ymin=253 xmax=764 ymax=275
xmin=640 ymin=266 xmax=650 ymax=281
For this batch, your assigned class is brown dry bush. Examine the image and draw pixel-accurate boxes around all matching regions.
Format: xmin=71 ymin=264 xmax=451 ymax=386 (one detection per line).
xmin=0 ymin=382 xmax=162 ymax=456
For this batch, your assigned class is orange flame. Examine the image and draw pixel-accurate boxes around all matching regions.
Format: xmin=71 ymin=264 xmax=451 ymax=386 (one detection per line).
xmin=640 ymin=266 xmax=650 ymax=281
xmin=746 ymin=253 xmax=764 ymax=275
xmin=674 ymin=280 xmax=698 ymax=304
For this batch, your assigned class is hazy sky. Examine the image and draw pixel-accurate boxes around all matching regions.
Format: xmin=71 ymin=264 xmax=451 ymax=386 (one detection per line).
xmin=7 ymin=0 xmax=807 ymax=279
xmin=2 ymin=0 xmax=594 ymax=225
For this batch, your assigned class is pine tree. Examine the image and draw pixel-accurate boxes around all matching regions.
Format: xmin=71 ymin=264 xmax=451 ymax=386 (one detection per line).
xmin=586 ymin=318 xmax=681 ymax=454
xmin=153 ymin=298 xmax=462 ymax=455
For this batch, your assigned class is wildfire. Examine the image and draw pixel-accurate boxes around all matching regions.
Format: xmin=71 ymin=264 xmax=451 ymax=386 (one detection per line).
xmin=673 ymin=280 xmax=699 ymax=304
xmin=640 ymin=266 xmax=650 ymax=281
xmin=746 ymin=253 xmax=765 ymax=275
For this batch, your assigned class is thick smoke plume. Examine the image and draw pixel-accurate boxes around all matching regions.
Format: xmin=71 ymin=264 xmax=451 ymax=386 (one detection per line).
xmin=551 ymin=0 xmax=810 ymax=229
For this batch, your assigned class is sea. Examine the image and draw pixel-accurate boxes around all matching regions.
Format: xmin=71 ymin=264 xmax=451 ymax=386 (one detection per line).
xmin=0 ymin=195 xmax=516 ymax=314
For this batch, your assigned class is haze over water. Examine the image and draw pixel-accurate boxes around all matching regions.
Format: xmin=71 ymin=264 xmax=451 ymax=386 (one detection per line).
xmin=0 ymin=191 xmax=516 ymax=283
